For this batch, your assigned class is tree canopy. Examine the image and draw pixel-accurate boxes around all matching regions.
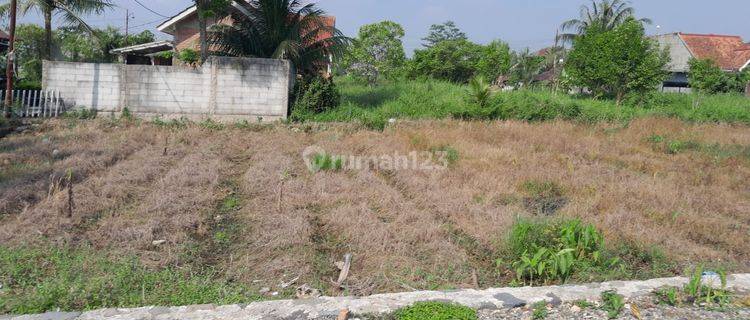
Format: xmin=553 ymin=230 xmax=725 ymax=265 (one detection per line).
xmin=341 ymin=21 xmax=406 ymax=84
xmin=565 ymin=19 xmax=669 ymax=103
xmin=559 ymin=0 xmax=650 ymax=44
xmin=422 ymin=21 xmax=467 ymax=47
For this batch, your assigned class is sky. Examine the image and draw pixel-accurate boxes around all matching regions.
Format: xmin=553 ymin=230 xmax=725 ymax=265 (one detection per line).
xmin=13 ymin=0 xmax=750 ymax=53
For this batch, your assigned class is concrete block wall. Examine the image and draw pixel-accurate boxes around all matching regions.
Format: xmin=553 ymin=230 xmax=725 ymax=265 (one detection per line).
xmin=42 ymin=56 xmax=293 ymax=120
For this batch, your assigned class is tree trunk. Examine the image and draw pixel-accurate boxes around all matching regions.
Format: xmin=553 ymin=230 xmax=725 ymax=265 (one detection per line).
xmin=43 ymin=9 xmax=52 ymax=60
xmin=615 ymin=91 xmax=624 ymax=106
xmin=197 ymin=1 xmax=209 ymax=63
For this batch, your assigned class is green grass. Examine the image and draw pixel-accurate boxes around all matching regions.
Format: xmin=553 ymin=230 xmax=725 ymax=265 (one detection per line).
xmin=392 ymin=301 xmax=477 ymax=320
xmin=296 ymin=77 xmax=750 ymax=127
xmin=0 ymin=245 xmax=259 ymax=314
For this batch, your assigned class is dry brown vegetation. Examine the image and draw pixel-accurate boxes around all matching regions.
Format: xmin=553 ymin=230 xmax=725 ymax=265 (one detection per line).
xmin=1 ymin=118 xmax=748 ymax=295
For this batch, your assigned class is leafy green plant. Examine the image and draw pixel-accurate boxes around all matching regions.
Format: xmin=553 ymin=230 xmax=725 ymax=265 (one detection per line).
xmin=656 ymin=287 xmax=679 ymax=306
xmin=291 ymin=76 xmax=341 ymax=120
xmin=429 ymin=145 xmax=460 ymax=167
xmin=198 ymin=118 xmax=226 ymax=130
xmin=467 ymin=76 xmax=491 ymax=107
xmin=178 ymin=49 xmax=200 ymax=65
xmin=532 ymin=301 xmax=548 ymax=319
xmin=63 ymin=108 xmax=97 ymax=119
xmin=600 ymin=290 xmax=625 ymax=319
xmin=393 ymin=301 xmax=477 ymax=320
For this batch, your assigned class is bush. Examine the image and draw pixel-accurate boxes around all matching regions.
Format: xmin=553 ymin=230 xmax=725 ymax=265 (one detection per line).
xmin=15 ymin=80 xmax=41 ymax=90
xmin=689 ymin=58 xmax=750 ymax=94
xmin=178 ymin=49 xmax=200 ymax=65
xmin=63 ymin=108 xmax=97 ymax=119
xmin=291 ymin=76 xmax=340 ymax=120
xmin=393 ymin=301 xmax=477 ymax=320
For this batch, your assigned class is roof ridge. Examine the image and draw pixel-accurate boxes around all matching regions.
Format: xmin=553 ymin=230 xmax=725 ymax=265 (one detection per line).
xmin=678 ymin=32 xmax=743 ymax=39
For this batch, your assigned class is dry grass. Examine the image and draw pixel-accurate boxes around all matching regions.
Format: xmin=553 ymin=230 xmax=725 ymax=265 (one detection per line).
xmin=1 ymin=117 xmax=748 ymax=295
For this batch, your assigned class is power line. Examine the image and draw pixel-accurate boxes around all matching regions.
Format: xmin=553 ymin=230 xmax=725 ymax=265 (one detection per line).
xmin=131 ymin=0 xmax=170 ymax=18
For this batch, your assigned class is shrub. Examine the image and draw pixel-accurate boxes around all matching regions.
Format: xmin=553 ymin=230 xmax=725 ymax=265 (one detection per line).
xmin=393 ymin=301 xmax=477 ymax=320
xmin=689 ymin=58 xmax=750 ymax=94
xmin=291 ymin=76 xmax=340 ymax=120
xmin=309 ymin=153 xmax=343 ymax=172
xmin=178 ymin=49 xmax=200 ymax=65
xmin=467 ymin=76 xmax=491 ymax=107
xmin=63 ymin=108 xmax=97 ymax=119
xmin=600 ymin=290 xmax=625 ymax=319
xmin=506 ymin=219 xmax=610 ymax=285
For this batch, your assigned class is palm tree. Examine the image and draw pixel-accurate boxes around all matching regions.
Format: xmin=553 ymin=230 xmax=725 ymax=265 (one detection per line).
xmin=209 ymin=0 xmax=349 ymax=75
xmin=1 ymin=0 xmax=113 ymax=60
xmin=558 ymin=0 xmax=651 ymax=44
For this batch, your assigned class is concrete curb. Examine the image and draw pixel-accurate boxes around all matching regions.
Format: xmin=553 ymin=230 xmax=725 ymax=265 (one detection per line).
xmin=4 ymin=274 xmax=749 ymax=320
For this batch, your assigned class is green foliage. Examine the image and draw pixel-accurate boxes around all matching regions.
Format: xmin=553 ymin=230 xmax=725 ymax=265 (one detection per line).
xmin=689 ymin=58 xmax=750 ymax=94
xmin=506 ymin=219 xmax=620 ymax=285
xmin=58 ymin=26 xmax=155 ymax=63
xmin=393 ymin=301 xmax=477 ymax=320
xmin=532 ymin=301 xmax=548 ymax=320
xmin=467 ymin=76 xmax=492 ymax=107
xmin=209 ymin=0 xmax=349 ymax=75
xmin=309 ymin=153 xmax=343 ymax=172
xmin=15 ymin=79 xmax=42 ymax=90
xmin=0 ymin=245 xmax=258 ymax=314
xmin=342 ymin=21 xmax=406 ymax=84
xmin=408 ymin=39 xmax=483 ymax=83
xmin=476 ymin=41 xmax=513 ymax=82
xmin=298 ymin=78 xmax=750 ymax=126
xmin=291 ymin=76 xmax=341 ymax=120
xmin=655 ymin=286 xmax=679 ymax=306
xmin=62 ymin=108 xmax=97 ymax=119
xmin=178 ymin=49 xmax=200 ymax=65
xmin=429 ymin=145 xmax=460 ymax=167
xmin=422 ymin=21 xmax=467 ymax=48
xmin=198 ymin=118 xmax=226 ymax=130
xmin=558 ymin=0 xmax=652 ymax=44
xmin=565 ymin=19 xmax=669 ymax=103
xmin=509 ymin=49 xmax=545 ymax=87
xmin=600 ymin=290 xmax=625 ymax=319
xmin=15 ymin=24 xmax=47 ymax=82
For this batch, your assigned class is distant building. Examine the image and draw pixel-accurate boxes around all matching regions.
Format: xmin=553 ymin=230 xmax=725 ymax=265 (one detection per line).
xmin=654 ymin=33 xmax=750 ymax=92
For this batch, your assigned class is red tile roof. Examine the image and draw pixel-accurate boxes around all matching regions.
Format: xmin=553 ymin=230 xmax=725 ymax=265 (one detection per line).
xmin=678 ymin=33 xmax=750 ymax=70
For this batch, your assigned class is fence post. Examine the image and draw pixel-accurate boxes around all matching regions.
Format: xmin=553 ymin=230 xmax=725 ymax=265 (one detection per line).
xmin=54 ymin=91 xmax=60 ymax=116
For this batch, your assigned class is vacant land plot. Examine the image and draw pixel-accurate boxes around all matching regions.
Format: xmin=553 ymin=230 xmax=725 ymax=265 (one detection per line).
xmin=0 ymin=117 xmax=748 ymax=312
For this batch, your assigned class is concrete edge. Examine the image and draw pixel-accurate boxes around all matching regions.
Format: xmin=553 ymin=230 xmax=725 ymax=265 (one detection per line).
xmin=4 ymin=274 xmax=749 ymax=320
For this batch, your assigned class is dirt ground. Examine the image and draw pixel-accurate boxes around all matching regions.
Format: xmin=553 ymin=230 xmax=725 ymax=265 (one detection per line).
xmin=1 ymin=118 xmax=748 ymax=295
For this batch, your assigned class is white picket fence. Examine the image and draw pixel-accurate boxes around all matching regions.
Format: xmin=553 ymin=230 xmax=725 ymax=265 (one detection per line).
xmin=0 ymin=90 xmax=66 ymax=118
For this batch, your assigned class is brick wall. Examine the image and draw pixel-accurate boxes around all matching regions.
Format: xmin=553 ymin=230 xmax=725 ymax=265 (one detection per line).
xmin=42 ymin=56 xmax=293 ymax=120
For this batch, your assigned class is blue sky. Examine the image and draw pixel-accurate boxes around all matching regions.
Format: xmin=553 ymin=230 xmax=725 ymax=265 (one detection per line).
xmin=14 ymin=0 xmax=750 ymax=52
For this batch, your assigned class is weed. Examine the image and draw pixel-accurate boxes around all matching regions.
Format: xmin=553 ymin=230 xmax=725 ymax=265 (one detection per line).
xmin=310 ymin=153 xmax=344 ymax=172
xmin=520 ymin=180 xmax=568 ymax=215
xmin=152 ymin=117 xmax=190 ymax=129
xmin=63 ymin=108 xmax=97 ymax=119
xmin=120 ymin=107 xmax=134 ymax=121
xmin=198 ymin=118 xmax=225 ymax=130
xmin=600 ymin=290 xmax=625 ymax=319
xmin=655 ymin=287 xmax=679 ymax=306
xmin=532 ymin=301 xmax=548 ymax=319
xmin=0 ymin=245 xmax=258 ymax=314
xmin=393 ymin=301 xmax=477 ymax=320
xmin=467 ymin=76 xmax=492 ymax=107
xmin=429 ymin=145 xmax=460 ymax=167
xmin=573 ymin=299 xmax=594 ymax=309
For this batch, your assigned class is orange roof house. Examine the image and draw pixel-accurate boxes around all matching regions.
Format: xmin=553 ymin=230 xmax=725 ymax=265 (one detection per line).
xmin=654 ymin=33 xmax=750 ymax=90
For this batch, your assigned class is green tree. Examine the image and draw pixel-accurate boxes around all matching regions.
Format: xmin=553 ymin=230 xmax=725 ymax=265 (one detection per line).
xmin=565 ymin=19 xmax=669 ymax=104
xmin=475 ymin=40 xmax=512 ymax=83
xmin=1 ymin=0 xmax=114 ymax=59
xmin=422 ymin=21 xmax=467 ymax=47
xmin=58 ymin=27 xmax=154 ymax=63
xmin=688 ymin=58 xmax=750 ymax=94
xmin=559 ymin=0 xmax=651 ymax=44
xmin=194 ymin=0 xmax=230 ymax=63
xmin=342 ymin=20 xmax=406 ymax=84
xmin=15 ymin=24 xmax=47 ymax=82
xmin=509 ymin=48 xmax=545 ymax=87
xmin=209 ymin=0 xmax=349 ymax=75
xmin=408 ymin=39 xmax=482 ymax=83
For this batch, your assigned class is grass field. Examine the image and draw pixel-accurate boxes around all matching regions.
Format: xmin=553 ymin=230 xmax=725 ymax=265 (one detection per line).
xmin=297 ymin=78 xmax=750 ymax=128
xmin=1 ymin=116 xmax=748 ymax=313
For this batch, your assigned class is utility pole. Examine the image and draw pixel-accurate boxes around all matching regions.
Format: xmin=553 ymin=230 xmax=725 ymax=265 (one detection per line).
xmin=124 ymin=9 xmax=130 ymax=45
xmin=3 ymin=0 xmax=17 ymax=118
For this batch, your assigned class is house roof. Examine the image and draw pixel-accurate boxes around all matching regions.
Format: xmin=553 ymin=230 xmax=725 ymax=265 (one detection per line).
xmin=677 ymin=33 xmax=750 ymax=71
xmin=110 ymin=41 xmax=174 ymax=55
xmin=156 ymin=2 xmax=335 ymax=37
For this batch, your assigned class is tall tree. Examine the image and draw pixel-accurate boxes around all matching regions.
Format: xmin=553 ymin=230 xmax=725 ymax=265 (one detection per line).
xmin=342 ymin=20 xmax=406 ymax=84
xmin=210 ymin=0 xmax=349 ymax=75
xmin=422 ymin=21 xmax=467 ymax=47
xmin=558 ymin=0 xmax=650 ymax=44
xmin=565 ymin=19 xmax=669 ymax=104
xmin=1 ymin=0 xmax=113 ymax=60
xmin=194 ymin=0 xmax=229 ymax=63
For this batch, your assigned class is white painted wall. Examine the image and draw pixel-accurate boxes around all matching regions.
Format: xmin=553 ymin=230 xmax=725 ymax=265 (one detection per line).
xmin=42 ymin=56 xmax=293 ymax=120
